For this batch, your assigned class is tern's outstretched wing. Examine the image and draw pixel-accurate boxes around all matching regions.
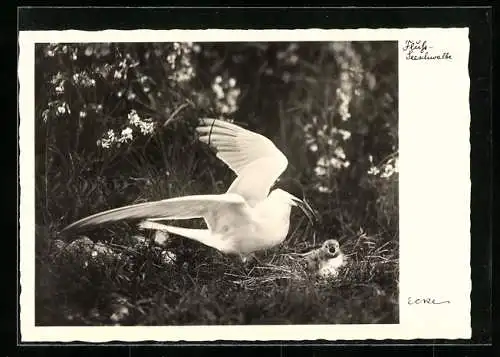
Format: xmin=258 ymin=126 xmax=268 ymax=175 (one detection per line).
xmin=196 ymin=118 xmax=288 ymax=206
xmin=61 ymin=193 xmax=245 ymax=233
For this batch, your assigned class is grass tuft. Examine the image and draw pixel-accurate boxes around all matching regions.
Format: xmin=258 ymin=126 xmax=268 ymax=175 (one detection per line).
xmin=36 ymin=166 xmax=398 ymax=326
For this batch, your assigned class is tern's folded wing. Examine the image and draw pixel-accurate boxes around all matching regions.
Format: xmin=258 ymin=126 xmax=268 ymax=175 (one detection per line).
xmin=61 ymin=193 xmax=246 ymax=233
xmin=196 ymin=118 xmax=288 ymax=206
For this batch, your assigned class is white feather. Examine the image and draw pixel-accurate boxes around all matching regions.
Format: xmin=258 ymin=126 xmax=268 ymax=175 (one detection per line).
xmin=196 ymin=118 xmax=288 ymax=206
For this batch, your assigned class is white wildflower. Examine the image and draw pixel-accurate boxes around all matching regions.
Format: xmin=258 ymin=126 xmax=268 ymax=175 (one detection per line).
xmin=393 ymin=158 xmax=399 ymax=172
xmin=55 ymin=84 xmax=65 ymax=94
xmin=334 ymin=147 xmax=346 ymax=160
xmin=288 ymin=54 xmax=298 ymax=65
xmin=338 ymin=129 xmax=351 ymax=140
xmin=119 ymin=127 xmax=133 ymax=143
xmin=309 ymin=143 xmax=318 ymax=152
xmin=128 ymin=110 xmax=141 ymax=125
xmin=368 ymin=166 xmax=380 ymax=175
xmin=139 ymin=121 xmax=155 ymax=135
xmin=329 ymin=157 xmax=344 ymax=169
xmin=317 ymin=156 xmax=329 ymax=167
xmin=220 ymin=104 xmax=230 ymax=114
xmin=317 ymin=185 xmax=332 ymax=193
xmin=212 ymin=83 xmax=224 ymax=100
xmin=314 ymin=166 xmax=327 ymax=176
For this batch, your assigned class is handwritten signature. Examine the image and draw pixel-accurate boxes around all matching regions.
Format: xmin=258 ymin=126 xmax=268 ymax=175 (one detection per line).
xmin=407 ymin=297 xmax=451 ymax=305
xmin=402 ymin=40 xmax=452 ymax=61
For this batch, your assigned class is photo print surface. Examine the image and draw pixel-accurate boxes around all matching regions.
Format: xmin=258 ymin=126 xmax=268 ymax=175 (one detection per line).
xmin=19 ymin=28 xmax=470 ymax=342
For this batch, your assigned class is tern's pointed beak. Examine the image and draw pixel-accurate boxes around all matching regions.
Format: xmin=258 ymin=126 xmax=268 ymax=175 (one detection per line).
xmin=291 ymin=196 xmax=320 ymax=226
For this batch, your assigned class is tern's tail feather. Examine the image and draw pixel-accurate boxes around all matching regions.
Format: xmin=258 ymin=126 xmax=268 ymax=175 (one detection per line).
xmin=141 ymin=222 xmax=227 ymax=252
xmin=155 ymin=225 xmax=209 ymax=242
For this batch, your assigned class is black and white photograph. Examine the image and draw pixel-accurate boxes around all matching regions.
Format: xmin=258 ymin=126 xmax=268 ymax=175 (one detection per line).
xmin=19 ymin=28 xmax=471 ymax=342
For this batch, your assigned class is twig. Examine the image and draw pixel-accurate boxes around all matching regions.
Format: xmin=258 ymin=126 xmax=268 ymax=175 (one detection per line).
xmin=163 ymin=103 xmax=191 ymax=128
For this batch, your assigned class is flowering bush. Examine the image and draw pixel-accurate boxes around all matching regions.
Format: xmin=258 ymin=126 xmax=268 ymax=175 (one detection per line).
xmin=35 ymin=41 xmax=397 ymax=235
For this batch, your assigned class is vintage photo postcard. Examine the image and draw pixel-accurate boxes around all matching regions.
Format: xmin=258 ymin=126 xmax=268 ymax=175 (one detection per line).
xmin=18 ymin=28 xmax=471 ymax=342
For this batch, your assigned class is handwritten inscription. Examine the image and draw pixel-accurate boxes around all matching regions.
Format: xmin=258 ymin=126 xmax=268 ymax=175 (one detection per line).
xmin=407 ymin=297 xmax=451 ymax=305
xmin=402 ymin=40 xmax=452 ymax=61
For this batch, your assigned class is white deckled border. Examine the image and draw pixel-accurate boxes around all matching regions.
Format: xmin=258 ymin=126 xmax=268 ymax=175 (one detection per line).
xmin=18 ymin=28 xmax=471 ymax=342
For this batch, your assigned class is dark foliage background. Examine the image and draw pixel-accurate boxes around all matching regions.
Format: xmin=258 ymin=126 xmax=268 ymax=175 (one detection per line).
xmin=34 ymin=41 xmax=399 ymax=326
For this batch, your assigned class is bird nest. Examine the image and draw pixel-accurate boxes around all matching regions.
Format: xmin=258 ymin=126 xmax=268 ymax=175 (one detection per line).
xmin=223 ymin=240 xmax=347 ymax=290
xmin=223 ymin=256 xmax=309 ymax=289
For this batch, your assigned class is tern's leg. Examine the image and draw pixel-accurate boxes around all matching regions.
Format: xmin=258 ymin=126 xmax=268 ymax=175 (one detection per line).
xmin=239 ymin=254 xmax=251 ymax=264
xmin=239 ymin=253 xmax=264 ymax=266
xmin=239 ymin=254 xmax=257 ymax=264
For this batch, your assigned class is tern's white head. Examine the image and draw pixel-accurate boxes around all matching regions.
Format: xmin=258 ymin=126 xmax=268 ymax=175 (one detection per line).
xmin=269 ymin=178 xmax=319 ymax=226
